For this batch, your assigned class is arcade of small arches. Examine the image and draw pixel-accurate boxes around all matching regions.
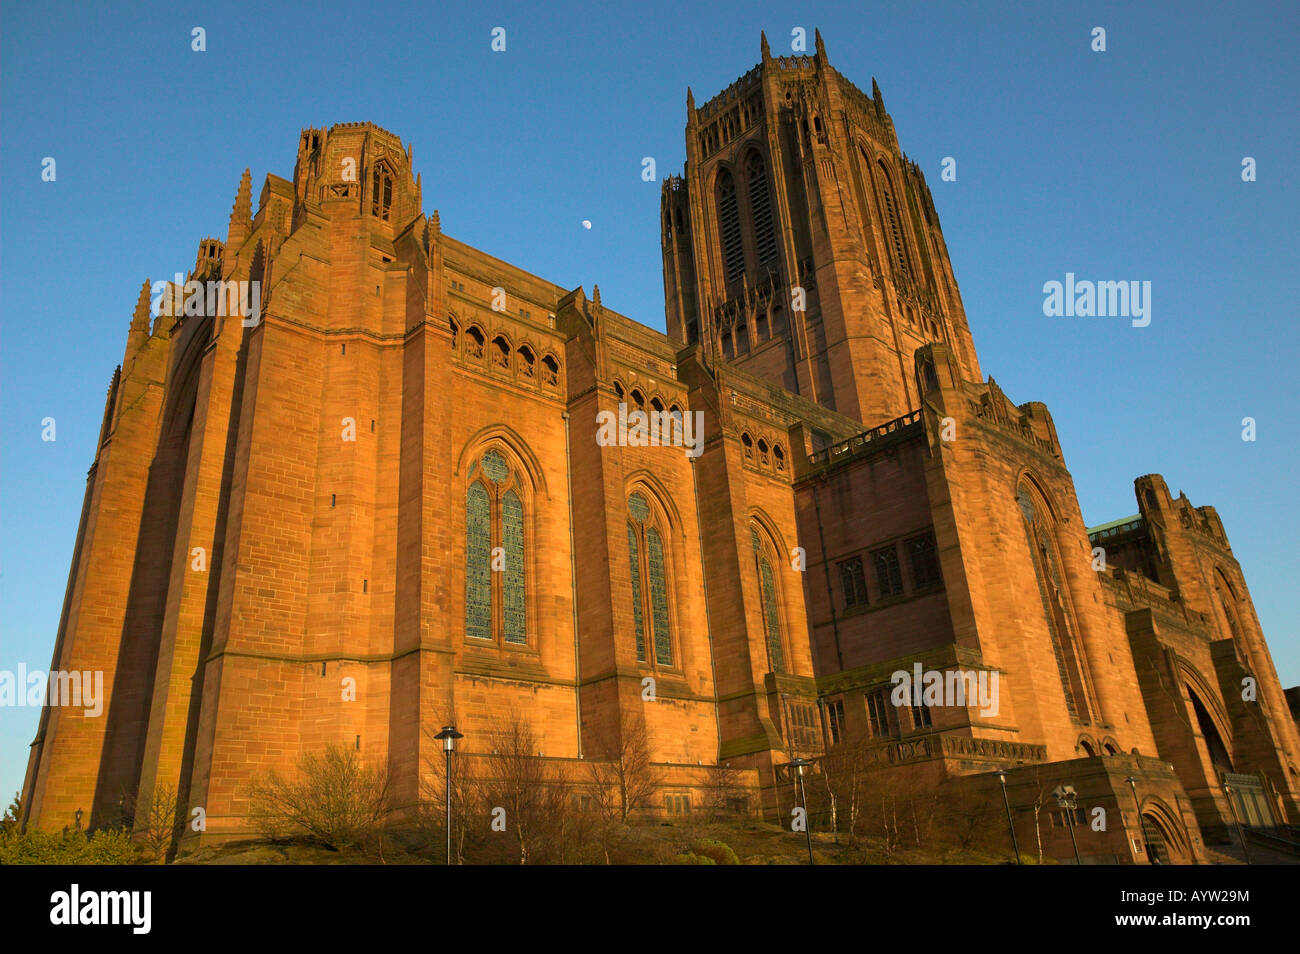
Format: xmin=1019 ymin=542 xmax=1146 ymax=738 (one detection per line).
xmin=739 ymin=430 xmax=787 ymax=475
xmin=612 ymin=379 xmax=686 ymax=422
xmin=1075 ymin=733 xmax=1123 ymax=758
xmin=449 ymin=314 xmax=561 ymax=390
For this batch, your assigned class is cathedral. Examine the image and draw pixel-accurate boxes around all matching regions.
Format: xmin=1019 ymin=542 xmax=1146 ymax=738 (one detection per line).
xmin=21 ymin=32 xmax=1300 ymax=864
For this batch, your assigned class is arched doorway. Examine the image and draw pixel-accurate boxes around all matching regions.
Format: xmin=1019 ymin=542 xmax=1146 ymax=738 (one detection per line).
xmin=1188 ymin=690 xmax=1232 ymax=773
xmin=1138 ymin=804 xmax=1192 ymax=864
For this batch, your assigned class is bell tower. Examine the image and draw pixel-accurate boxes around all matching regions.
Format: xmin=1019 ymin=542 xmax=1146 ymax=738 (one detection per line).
xmin=662 ymin=30 xmax=980 ymax=425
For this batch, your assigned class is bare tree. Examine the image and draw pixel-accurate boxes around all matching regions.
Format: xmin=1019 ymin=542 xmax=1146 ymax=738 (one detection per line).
xmin=814 ymin=731 xmax=867 ymax=842
xmin=1025 ymin=767 xmax=1052 ymax=864
xmin=586 ymin=715 xmax=662 ymax=824
xmin=815 ymin=729 xmax=876 ymax=844
xmin=581 ymin=770 xmax=628 ymax=865
xmin=931 ymin=780 xmax=1001 ymax=853
xmin=248 ymin=744 xmax=392 ymax=851
xmin=702 ymin=762 xmax=748 ymax=822
xmin=135 ymin=781 xmax=181 ymax=863
xmin=476 ymin=709 xmax=558 ymax=865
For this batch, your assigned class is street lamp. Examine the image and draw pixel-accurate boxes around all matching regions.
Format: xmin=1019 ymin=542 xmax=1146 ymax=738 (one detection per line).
xmin=1052 ymin=784 xmax=1082 ymax=865
xmin=995 ymin=770 xmax=1021 ymax=864
xmin=434 ymin=725 xmax=463 ymax=865
xmin=1222 ymin=782 xmax=1252 ymax=865
xmin=1124 ymin=775 xmax=1145 ymax=863
xmin=782 ymin=757 xmax=815 ymax=865
xmin=74 ymin=808 xmax=83 ymax=832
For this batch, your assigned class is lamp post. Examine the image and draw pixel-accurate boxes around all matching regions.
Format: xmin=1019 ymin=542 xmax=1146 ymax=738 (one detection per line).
xmin=1222 ymin=782 xmax=1252 ymax=865
xmin=783 ymin=757 xmax=815 ymax=865
xmin=1052 ymin=784 xmax=1082 ymax=865
xmin=995 ymin=770 xmax=1021 ymax=864
xmin=1124 ymin=775 xmax=1145 ymax=863
xmin=74 ymin=808 xmax=83 ymax=832
xmin=434 ymin=725 xmax=463 ymax=865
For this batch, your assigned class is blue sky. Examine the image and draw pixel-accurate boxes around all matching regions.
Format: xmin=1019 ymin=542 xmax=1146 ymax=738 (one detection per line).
xmin=1 ymin=0 xmax=1296 ymax=801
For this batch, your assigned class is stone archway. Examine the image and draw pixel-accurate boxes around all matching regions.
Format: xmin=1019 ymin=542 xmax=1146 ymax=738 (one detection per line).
xmin=1138 ymin=802 xmax=1193 ymax=864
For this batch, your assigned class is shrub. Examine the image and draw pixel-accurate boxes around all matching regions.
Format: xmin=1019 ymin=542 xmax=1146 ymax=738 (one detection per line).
xmin=247 ymin=744 xmax=392 ymax=850
xmin=0 ymin=827 xmax=140 ymax=865
xmin=690 ymin=838 xmax=739 ymax=865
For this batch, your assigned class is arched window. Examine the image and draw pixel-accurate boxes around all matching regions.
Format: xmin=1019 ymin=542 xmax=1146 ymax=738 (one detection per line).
xmin=1017 ymin=483 xmax=1093 ymax=723
xmin=449 ymin=317 xmax=459 ymax=350
xmin=877 ymin=160 xmax=909 ymax=280
xmin=491 ymin=335 xmax=510 ymax=369
xmin=750 ymin=526 xmax=785 ymax=673
xmin=758 ymin=439 xmax=769 ymax=465
xmin=371 ymin=161 xmax=394 ymax=221
xmin=1188 ymin=688 xmax=1233 ymax=773
xmin=630 ymin=389 xmax=645 ymax=412
xmin=465 ymin=449 xmax=527 ymax=645
xmin=742 ymin=433 xmax=754 ymax=461
xmin=650 ymin=396 xmax=664 ymax=414
xmin=466 ymin=326 xmax=485 ymax=360
xmin=716 ymin=169 xmax=745 ymax=286
xmin=518 ymin=345 xmax=536 ymax=379
xmin=1212 ymin=569 xmax=1243 ymax=640
xmin=541 ymin=354 xmax=559 ymax=387
xmin=627 ymin=492 xmax=673 ymax=667
xmin=773 ymin=443 xmax=786 ymax=472
xmin=614 ymin=380 xmax=625 ymax=402
xmin=746 ymin=153 xmax=778 ymax=266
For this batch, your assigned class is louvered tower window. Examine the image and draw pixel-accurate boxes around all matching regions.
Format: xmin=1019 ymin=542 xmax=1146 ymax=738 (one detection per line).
xmin=878 ymin=161 xmax=909 ymax=279
xmin=627 ymin=493 xmax=673 ymax=667
xmin=465 ymin=449 xmax=527 ymax=645
xmin=371 ymin=162 xmax=394 ymax=221
xmin=717 ymin=170 xmax=745 ymax=286
xmin=747 ymin=153 xmax=779 ymax=266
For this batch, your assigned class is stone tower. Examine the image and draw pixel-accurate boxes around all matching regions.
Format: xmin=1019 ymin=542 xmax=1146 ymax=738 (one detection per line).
xmin=662 ymin=30 xmax=980 ymax=425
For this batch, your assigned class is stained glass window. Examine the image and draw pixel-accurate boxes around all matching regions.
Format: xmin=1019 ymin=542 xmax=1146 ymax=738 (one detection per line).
xmin=482 ymin=450 xmax=509 ymax=483
xmin=646 ymin=527 xmax=672 ymax=666
xmin=758 ymin=553 xmax=784 ymax=673
xmin=628 ymin=493 xmax=672 ymax=667
xmin=465 ymin=482 xmax=492 ymax=640
xmin=907 ymin=533 xmax=942 ymax=588
xmin=466 ymin=450 xmax=528 ymax=646
xmin=502 ymin=489 xmax=525 ymax=643
xmin=838 ymin=556 xmax=868 ymax=608
xmin=1017 ymin=485 xmax=1036 ymax=523
xmin=1019 ymin=484 xmax=1087 ymax=722
xmin=628 ymin=525 xmax=646 ymax=662
xmin=873 ymin=546 xmax=904 ymax=597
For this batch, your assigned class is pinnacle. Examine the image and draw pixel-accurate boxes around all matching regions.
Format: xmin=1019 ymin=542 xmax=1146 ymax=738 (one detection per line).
xmin=228 ymin=168 xmax=253 ymax=246
xmin=132 ymin=278 xmax=152 ymax=328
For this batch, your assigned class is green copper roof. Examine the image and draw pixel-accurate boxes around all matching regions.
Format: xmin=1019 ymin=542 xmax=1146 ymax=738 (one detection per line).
xmin=1086 ymin=514 xmax=1142 ymax=535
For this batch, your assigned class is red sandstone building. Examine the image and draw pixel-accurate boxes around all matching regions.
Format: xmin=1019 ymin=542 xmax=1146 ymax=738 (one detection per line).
xmin=21 ymin=33 xmax=1300 ymax=863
